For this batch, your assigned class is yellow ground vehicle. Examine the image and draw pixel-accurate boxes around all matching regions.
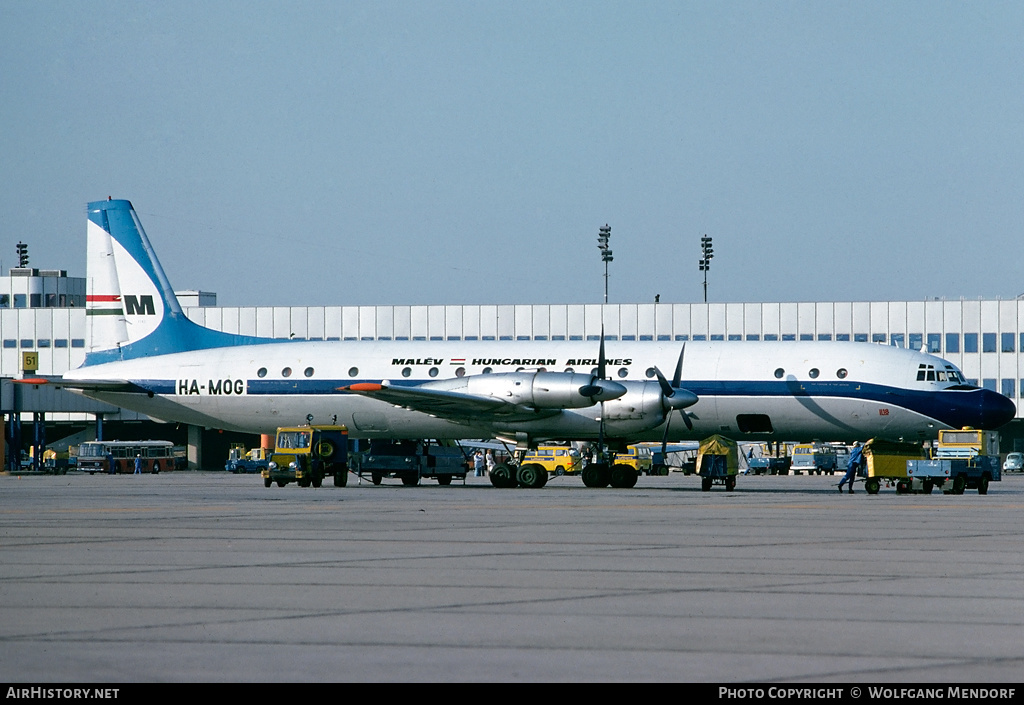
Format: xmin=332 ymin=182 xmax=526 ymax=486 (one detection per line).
xmin=697 ymin=434 xmax=739 ymax=491
xmin=262 ymin=425 xmax=349 ymax=488
xmin=612 ymin=445 xmax=653 ymax=475
xmin=902 ymin=429 xmax=1001 ymax=495
xmin=520 ymin=446 xmax=583 ymax=475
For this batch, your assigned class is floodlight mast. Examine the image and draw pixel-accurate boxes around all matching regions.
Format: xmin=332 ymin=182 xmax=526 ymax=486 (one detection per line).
xmin=597 ymin=224 xmax=613 ymax=304
xmin=699 ymin=235 xmax=713 ymax=303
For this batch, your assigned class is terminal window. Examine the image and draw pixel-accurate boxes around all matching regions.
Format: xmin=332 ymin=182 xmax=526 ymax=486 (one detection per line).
xmin=836 ymin=334 xmax=850 ymax=341
xmin=817 ymin=334 xmax=831 ymax=341
xmin=890 ymin=334 xmax=904 ymax=347
xmin=983 ymin=378 xmax=997 ymax=392
xmin=54 ymin=339 xmax=68 ymax=348
xmin=746 ymin=334 xmax=760 ymax=341
xmin=1002 ymin=379 xmax=1015 ymax=398
xmin=764 ymin=334 xmax=778 ymax=341
xmin=983 ymin=333 xmax=997 ymax=353
xmin=782 ymin=334 xmax=795 ymax=341
xmin=946 ymin=333 xmax=960 ymax=353
xmin=693 ymin=335 xmax=707 ymax=341
xmin=927 ymin=333 xmax=941 ymax=353
xmin=728 ymin=334 xmax=741 ymax=341
xmin=964 ymin=333 xmax=978 ymax=353
xmin=1002 ymin=333 xmax=1015 ymax=353
xmin=909 ymin=333 xmax=922 ymax=350
xmin=2 ymin=339 xmax=15 ymax=348
xmin=675 ymin=334 xmax=688 ymax=341
xmin=872 ymin=334 xmax=886 ymax=343
xmin=710 ymin=334 xmax=724 ymax=341
xmin=71 ymin=339 xmax=85 ymax=348
xmin=800 ymin=334 xmax=813 ymax=341
xmin=854 ymin=333 xmax=868 ymax=342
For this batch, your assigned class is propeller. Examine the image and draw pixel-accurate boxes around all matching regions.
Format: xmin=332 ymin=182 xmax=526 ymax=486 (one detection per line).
xmin=654 ymin=343 xmax=699 ymax=456
xmin=578 ymin=330 xmax=621 ymax=400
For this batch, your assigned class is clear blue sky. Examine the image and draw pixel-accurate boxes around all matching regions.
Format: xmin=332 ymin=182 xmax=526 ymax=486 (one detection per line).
xmin=2 ymin=1 xmax=1022 ymax=307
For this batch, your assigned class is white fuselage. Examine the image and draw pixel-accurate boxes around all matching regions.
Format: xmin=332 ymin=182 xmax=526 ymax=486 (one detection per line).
xmin=64 ymin=339 xmax=984 ymax=443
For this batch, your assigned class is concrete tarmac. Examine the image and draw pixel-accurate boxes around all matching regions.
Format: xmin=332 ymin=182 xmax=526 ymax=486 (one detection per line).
xmin=1 ymin=470 xmax=1022 ymax=683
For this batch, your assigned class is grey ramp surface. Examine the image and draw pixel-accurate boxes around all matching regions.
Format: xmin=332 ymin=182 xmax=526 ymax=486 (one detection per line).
xmin=1 ymin=472 xmax=1022 ymax=682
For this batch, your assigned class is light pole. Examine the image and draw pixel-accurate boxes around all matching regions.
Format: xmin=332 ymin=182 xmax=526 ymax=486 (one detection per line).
xmin=597 ymin=224 xmax=612 ymax=303
xmin=699 ymin=235 xmax=713 ymax=303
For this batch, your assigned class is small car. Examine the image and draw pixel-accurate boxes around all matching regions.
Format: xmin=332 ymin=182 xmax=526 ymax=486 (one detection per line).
xmin=1002 ymin=452 xmax=1023 ymax=472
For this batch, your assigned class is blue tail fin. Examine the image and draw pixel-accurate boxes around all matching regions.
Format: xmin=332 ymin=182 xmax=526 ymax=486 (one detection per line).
xmin=84 ymin=199 xmax=269 ymax=366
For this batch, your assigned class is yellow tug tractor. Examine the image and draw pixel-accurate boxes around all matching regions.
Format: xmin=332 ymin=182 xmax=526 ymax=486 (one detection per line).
xmin=262 ymin=425 xmax=349 ymax=488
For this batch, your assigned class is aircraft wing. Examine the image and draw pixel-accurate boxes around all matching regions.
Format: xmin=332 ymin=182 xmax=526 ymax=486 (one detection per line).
xmin=340 ymin=382 xmax=561 ymax=422
xmin=17 ymin=376 xmax=154 ymax=394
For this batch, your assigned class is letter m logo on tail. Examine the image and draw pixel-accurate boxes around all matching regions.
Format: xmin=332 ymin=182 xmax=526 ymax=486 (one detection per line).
xmin=124 ymin=295 xmax=156 ymax=315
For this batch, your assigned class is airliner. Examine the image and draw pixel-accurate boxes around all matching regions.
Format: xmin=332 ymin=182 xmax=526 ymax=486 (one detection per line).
xmin=34 ymin=199 xmax=1016 ymax=480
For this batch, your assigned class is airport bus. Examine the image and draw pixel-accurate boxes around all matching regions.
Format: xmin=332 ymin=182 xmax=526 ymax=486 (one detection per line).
xmin=76 ymin=440 xmax=176 ymax=474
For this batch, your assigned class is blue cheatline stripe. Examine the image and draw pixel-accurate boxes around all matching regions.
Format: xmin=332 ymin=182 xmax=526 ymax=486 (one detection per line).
xmin=117 ymin=378 xmax=1000 ymax=429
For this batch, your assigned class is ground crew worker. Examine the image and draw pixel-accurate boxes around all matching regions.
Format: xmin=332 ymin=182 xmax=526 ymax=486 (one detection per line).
xmin=838 ymin=442 xmax=863 ymax=493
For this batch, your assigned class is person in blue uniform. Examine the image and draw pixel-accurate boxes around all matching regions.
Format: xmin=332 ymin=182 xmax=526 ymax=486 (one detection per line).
xmin=838 ymin=442 xmax=863 ymax=493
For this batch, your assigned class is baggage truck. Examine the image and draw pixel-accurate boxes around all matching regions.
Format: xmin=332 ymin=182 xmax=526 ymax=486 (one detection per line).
xmin=905 ymin=428 xmax=1001 ymax=495
xmin=350 ymin=440 xmax=468 ymax=486
xmin=862 ymin=438 xmax=928 ymax=494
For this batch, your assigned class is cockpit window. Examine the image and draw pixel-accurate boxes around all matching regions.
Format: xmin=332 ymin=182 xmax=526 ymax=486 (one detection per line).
xmin=918 ymin=363 xmax=965 ymax=385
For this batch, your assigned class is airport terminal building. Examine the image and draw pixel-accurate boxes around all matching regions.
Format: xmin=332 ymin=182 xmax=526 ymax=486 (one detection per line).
xmin=3 ymin=264 xmax=1024 ymax=466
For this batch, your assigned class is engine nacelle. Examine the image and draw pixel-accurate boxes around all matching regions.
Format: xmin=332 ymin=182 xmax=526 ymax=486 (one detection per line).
xmin=461 ymin=371 xmax=625 ymax=409
xmin=600 ymin=381 xmax=674 ymax=435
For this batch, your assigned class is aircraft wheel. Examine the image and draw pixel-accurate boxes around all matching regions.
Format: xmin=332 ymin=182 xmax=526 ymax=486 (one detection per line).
xmin=489 ymin=463 xmax=516 ymax=488
xmin=516 ymin=463 xmax=543 ymax=488
xmin=582 ymin=463 xmax=609 ymax=488
xmin=609 ymin=464 xmax=636 ymax=488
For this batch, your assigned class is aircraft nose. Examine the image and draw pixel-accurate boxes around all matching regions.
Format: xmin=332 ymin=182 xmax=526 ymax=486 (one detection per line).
xmin=978 ymin=388 xmax=1018 ymax=430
